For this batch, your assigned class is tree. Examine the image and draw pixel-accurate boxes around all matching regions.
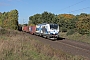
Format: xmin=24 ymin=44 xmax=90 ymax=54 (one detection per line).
xmin=29 ymin=11 xmax=57 ymax=25
xmin=76 ymin=13 xmax=90 ymax=34
xmin=57 ymin=14 xmax=75 ymax=32
xmin=8 ymin=9 xmax=18 ymax=29
xmin=0 ymin=12 xmax=2 ymax=26
xmin=41 ymin=11 xmax=56 ymax=23
xmin=0 ymin=9 xmax=19 ymax=30
xmin=29 ymin=14 xmax=42 ymax=25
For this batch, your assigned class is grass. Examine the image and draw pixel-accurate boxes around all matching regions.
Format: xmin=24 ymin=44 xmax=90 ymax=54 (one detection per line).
xmin=60 ymin=32 xmax=90 ymax=44
xmin=0 ymin=29 xmax=88 ymax=60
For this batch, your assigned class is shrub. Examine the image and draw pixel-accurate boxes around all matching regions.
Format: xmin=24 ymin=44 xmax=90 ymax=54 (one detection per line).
xmin=78 ymin=29 xmax=89 ymax=35
xmin=61 ymin=27 xmax=67 ymax=32
xmin=87 ymin=32 xmax=90 ymax=36
xmin=66 ymin=29 xmax=75 ymax=36
xmin=0 ymin=29 xmax=8 ymax=34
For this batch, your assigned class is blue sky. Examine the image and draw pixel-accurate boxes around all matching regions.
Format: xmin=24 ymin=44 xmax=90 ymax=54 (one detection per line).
xmin=0 ymin=0 xmax=90 ymax=24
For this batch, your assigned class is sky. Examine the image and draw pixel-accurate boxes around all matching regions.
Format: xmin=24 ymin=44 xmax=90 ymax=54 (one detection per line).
xmin=0 ymin=0 xmax=90 ymax=24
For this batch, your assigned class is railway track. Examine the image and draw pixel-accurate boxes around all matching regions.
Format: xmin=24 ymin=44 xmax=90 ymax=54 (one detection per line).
xmin=56 ymin=39 xmax=90 ymax=58
xmin=26 ymin=33 xmax=90 ymax=60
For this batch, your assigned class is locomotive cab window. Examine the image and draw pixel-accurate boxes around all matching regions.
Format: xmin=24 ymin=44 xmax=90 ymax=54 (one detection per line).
xmin=50 ymin=24 xmax=58 ymax=29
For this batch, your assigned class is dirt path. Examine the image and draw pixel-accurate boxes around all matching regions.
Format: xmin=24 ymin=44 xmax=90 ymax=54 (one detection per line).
xmin=27 ymin=33 xmax=90 ymax=60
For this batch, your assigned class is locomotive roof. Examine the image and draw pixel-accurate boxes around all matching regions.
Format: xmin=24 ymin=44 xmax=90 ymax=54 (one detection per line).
xmin=37 ymin=23 xmax=58 ymax=26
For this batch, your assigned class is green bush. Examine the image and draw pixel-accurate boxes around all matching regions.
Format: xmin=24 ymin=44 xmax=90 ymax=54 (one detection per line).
xmin=66 ymin=29 xmax=75 ymax=36
xmin=78 ymin=29 xmax=89 ymax=35
xmin=87 ymin=32 xmax=90 ymax=36
xmin=61 ymin=27 xmax=67 ymax=32
xmin=0 ymin=29 xmax=8 ymax=34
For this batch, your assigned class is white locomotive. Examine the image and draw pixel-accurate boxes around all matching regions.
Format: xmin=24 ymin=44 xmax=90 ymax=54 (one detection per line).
xmin=35 ymin=23 xmax=59 ymax=39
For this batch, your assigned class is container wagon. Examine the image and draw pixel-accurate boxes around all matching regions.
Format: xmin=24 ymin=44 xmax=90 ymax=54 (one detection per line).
xmin=29 ymin=26 xmax=36 ymax=35
xmin=18 ymin=25 xmax=22 ymax=31
xmin=22 ymin=26 xmax=29 ymax=33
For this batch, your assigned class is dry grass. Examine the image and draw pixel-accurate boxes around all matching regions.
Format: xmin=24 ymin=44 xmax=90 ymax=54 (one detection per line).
xmin=60 ymin=32 xmax=90 ymax=44
xmin=0 ymin=29 xmax=87 ymax=60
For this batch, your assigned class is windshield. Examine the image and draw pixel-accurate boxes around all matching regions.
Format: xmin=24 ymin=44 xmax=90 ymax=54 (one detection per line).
xmin=50 ymin=24 xmax=58 ymax=29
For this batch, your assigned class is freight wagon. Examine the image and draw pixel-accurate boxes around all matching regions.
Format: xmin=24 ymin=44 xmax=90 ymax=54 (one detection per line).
xmin=22 ymin=26 xmax=29 ymax=33
xmin=35 ymin=23 xmax=59 ymax=39
xmin=29 ymin=26 xmax=36 ymax=35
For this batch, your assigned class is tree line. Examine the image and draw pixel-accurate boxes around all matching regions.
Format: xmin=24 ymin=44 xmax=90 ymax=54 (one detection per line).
xmin=0 ymin=9 xmax=18 ymax=30
xmin=0 ymin=10 xmax=90 ymax=35
xmin=29 ymin=11 xmax=90 ymax=35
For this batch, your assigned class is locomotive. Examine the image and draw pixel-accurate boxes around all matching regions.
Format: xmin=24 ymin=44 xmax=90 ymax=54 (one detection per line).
xmin=35 ymin=23 xmax=59 ymax=39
